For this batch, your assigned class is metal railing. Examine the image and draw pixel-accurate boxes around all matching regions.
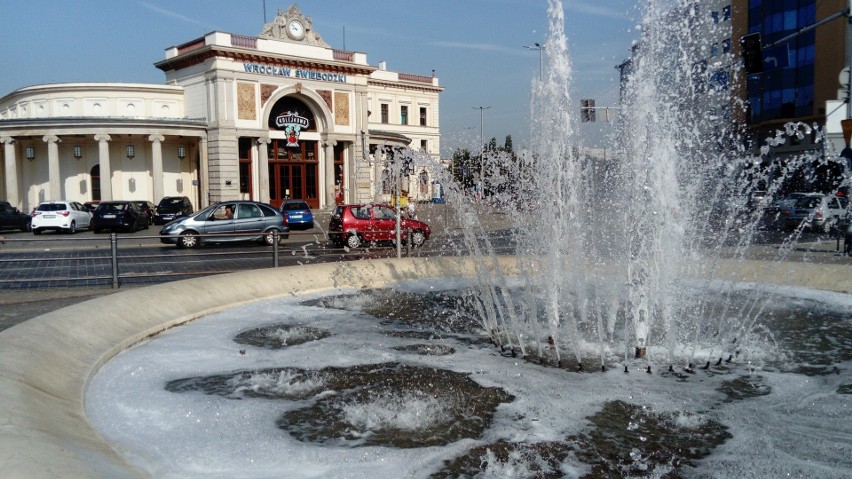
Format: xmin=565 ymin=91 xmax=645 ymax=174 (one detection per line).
xmin=0 ymin=228 xmax=426 ymax=290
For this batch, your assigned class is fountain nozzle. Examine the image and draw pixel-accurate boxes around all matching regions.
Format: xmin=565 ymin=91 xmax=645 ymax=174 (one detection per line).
xmin=624 ymin=365 xmax=629 ymax=373
xmin=577 ymin=363 xmax=584 ymax=372
xmin=716 ymin=357 xmax=723 ymax=366
xmin=726 ymin=355 xmax=733 ymax=363
xmin=601 ymin=365 xmax=607 ymax=372
xmin=646 ymin=365 xmax=652 ymax=374
xmin=702 ymin=361 xmax=710 ymax=370
xmin=668 ymin=365 xmax=674 ymax=373
xmin=635 ymin=347 xmax=647 ymax=359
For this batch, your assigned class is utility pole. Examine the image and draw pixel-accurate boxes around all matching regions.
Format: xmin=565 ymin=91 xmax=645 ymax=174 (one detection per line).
xmin=472 ymin=106 xmax=490 ymax=199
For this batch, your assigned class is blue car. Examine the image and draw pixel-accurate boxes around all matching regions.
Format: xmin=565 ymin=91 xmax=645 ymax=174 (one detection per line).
xmin=279 ymin=200 xmax=314 ymax=229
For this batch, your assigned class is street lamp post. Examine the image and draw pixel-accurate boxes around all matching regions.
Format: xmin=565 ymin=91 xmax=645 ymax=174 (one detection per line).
xmin=523 ymin=42 xmax=545 ymax=80
xmin=472 ymin=106 xmax=490 ymax=199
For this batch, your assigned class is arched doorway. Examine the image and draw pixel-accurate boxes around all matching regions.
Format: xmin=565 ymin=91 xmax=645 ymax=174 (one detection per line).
xmin=267 ymin=96 xmax=320 ymax=209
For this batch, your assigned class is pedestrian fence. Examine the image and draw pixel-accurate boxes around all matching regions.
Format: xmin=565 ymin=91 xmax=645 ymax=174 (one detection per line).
xmin=0 ymin=228 xmax=421 ymax=290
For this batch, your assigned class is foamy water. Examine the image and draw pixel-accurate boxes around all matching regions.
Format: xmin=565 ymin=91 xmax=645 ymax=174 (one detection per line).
xmin=85 ymin=280 xmax=852 ymax=478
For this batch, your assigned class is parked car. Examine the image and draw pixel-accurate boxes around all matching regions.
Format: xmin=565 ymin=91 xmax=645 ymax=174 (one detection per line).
xmin=131 ymin=200 xmax=157 ymax=225
xmin=83 ymin=201 xmax=100 ymax=213
xmin=328 ymin=203 xmax=430 ymax=249
xmin=159 ymin=200 xmax=289 ymax=248
xmin=91 ymin=201 xmax=149 ymax=233
xmin=31 ymin=201 xmax=92 ymax=234
xmin=154 ymin=196 xmax=194 ymax=225
xmin=780 ymin=193 xmax=849 ymax=233
xmin=279 ymin=199 xmax=314 ymax=229
xmin=0 ymin=201 xmax=31 ymax=231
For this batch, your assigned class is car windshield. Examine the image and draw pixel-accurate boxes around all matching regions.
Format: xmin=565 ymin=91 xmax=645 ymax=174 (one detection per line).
xmin=282 ymin=202 xmax=309 ymax=211
xmin=794 ymin=197 xmax=821 ymax=209
xmin=99 ymin=203 xmax=129 ymax=212
xmin=158 ymin=198 xmax=183 ymax=207
xmin=36 ymin=203 xmax=68 ymax=212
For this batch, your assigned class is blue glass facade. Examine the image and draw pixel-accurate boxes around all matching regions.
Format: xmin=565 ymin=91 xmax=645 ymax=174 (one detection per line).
xmin=746 ymin=0 xmax=816 ymax=122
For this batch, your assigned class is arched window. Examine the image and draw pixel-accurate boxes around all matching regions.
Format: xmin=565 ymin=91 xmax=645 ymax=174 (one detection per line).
xmin=90 ymin=165 xmax=101 ymax=201
xmin=419 ymin=170 xmax=429 ymax=194
xmin=381 ymin=168 xmax=391 ymax=194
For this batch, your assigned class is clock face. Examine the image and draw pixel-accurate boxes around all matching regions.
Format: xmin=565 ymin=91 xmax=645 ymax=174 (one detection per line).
xmin=288 ymin=20 xmax=305 ymax=40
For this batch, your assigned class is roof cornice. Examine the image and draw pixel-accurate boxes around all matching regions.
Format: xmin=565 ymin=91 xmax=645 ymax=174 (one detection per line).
xmin=155 ymin=45 xmax=376 ymax=76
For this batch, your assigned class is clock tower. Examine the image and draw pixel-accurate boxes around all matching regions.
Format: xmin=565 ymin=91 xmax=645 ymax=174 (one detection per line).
xmin=259 ymin=4 xmax=330 ymax=47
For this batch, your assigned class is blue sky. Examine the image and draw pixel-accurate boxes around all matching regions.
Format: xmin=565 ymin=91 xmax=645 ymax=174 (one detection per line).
xmin=0 ymin=0 xmax=641 ymax=153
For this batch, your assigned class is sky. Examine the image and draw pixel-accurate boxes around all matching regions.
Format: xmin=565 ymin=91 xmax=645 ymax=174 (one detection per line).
xmin=0 ymin=0 xmax=642 ymax=154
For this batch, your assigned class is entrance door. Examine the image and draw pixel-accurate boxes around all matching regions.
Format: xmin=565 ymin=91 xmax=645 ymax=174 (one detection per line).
xmin=269 ymin=163 xmax=305 ymax=208
xmin=267 ymin=140 xmax=319 ymax=209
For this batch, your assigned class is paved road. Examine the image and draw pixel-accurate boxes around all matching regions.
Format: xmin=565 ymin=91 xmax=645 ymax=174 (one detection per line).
xmin=1 ymin=202 xmax=848 ymax=331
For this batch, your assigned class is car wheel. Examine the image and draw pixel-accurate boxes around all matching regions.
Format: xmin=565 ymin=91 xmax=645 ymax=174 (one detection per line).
xmin=177 ymin=232 xmax=199 ymax=249
xmin=345 ymin=233 xmax=361 ymax=249
xmin=32 ymin=228 xmax=41 ymax=236
xmin=67 ymin=221 xmax=77 ymax=234
xmin=263 ymin=230 xmax=281 ymax=246
xmin=409 ymin=230 xmax=427 ymax=247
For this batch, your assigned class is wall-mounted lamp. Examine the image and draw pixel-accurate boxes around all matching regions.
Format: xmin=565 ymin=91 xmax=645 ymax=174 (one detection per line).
xmin=25 ymin=146 xmax=35 ymax=161
xmin=73 ymin=144 xmax=83 ymax=160
xmin=177 ymin=144 xmax=186 ymax=160
xmin=126 ymin=144 xmax=135 ymax=159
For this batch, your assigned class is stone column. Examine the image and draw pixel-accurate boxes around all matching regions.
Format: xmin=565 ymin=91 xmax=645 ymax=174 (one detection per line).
xmin=199 ymin=137 xmax=210 ymax=208
xmin=323 ymin=139 xmax=337 ymax=209
xmin=44 ymin=135 xmax=61 ymax=200
xmin=1 ymin=137 xmax=19 ymax=208
xmin=257 ymin=137 xmax=270 ymax=204
xmin=149 ymin=134 xmax=165 ymax=202
xmin=94 ymin=134 xmax=112 ymax=201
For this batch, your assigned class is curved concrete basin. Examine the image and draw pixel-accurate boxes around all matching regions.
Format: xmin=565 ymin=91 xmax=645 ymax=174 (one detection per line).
xmin=0 ymin=256 xmax=849 ymax=478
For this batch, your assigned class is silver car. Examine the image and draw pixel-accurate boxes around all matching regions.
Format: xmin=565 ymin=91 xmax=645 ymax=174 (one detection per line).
xmin=781 ymin=193 xmax=849 ymax=233
xmin=159 ymin=201 xmax=289 ymax=248
xmin=31 ymin=201 xmax=92 ymax=235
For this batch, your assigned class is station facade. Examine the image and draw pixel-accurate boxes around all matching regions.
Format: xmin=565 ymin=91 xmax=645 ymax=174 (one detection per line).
xmin=0 ymin=4 xmax=442 ymax=212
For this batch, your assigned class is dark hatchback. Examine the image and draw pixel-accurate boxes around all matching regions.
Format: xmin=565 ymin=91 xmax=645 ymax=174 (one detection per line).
xmin=154 ymin=196 xmax=194 ymax=225
xmin=0 ymin=201 xmax=31 ymax=231
xmin=91 ymin=201 xmax=149 ymax=233
xmin=131 ymin=200 xmax=157 ymax=225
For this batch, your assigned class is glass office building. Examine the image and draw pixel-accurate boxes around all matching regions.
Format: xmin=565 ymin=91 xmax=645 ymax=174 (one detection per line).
xmin=746 ymin=0 xmax=817 ymax=122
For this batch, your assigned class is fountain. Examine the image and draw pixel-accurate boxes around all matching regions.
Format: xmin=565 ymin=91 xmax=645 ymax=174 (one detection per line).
xmin=2 ymin=1 xmax=851 ymax=477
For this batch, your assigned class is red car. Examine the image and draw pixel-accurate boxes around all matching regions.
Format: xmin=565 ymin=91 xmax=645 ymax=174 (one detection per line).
xmin=328 ymin=203 xmax=430 ymax=249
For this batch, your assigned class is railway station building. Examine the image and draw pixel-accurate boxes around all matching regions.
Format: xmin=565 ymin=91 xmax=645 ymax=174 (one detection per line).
xmin=0 ymin=4 xmax=442 ymax=212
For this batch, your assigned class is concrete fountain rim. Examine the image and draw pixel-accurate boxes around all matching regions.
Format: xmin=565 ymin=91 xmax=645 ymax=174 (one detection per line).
xmin=0 ymin=256 xmax=848 ymax=478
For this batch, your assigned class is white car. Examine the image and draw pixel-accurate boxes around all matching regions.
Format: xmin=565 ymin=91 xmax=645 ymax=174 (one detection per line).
xmin=31 ymin=200 xmax=92 ymax=235
xmin=781 ymin=193 xmax=849 ymax=233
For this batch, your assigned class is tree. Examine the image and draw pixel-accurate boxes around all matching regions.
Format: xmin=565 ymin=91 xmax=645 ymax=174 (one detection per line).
xmin=504 ymin=135 xmax=513 ymax=152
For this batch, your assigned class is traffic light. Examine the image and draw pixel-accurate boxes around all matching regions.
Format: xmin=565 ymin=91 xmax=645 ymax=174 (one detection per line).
xmin=740 ymin=33 xmax=763 ymax=75
xmin=581 ymin=99 xmax=596 ymax=122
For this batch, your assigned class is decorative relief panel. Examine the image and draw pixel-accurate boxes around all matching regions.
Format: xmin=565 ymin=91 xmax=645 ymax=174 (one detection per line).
xmin=237 ymin=82 xmax=257 ymax=120
xmin=317 ymin=90 xmax=332 ymax=111
xmin=260 ymin=84 xmax=277 ymax=107
xmin=334 ymin=91 xmax=350 ymax=126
